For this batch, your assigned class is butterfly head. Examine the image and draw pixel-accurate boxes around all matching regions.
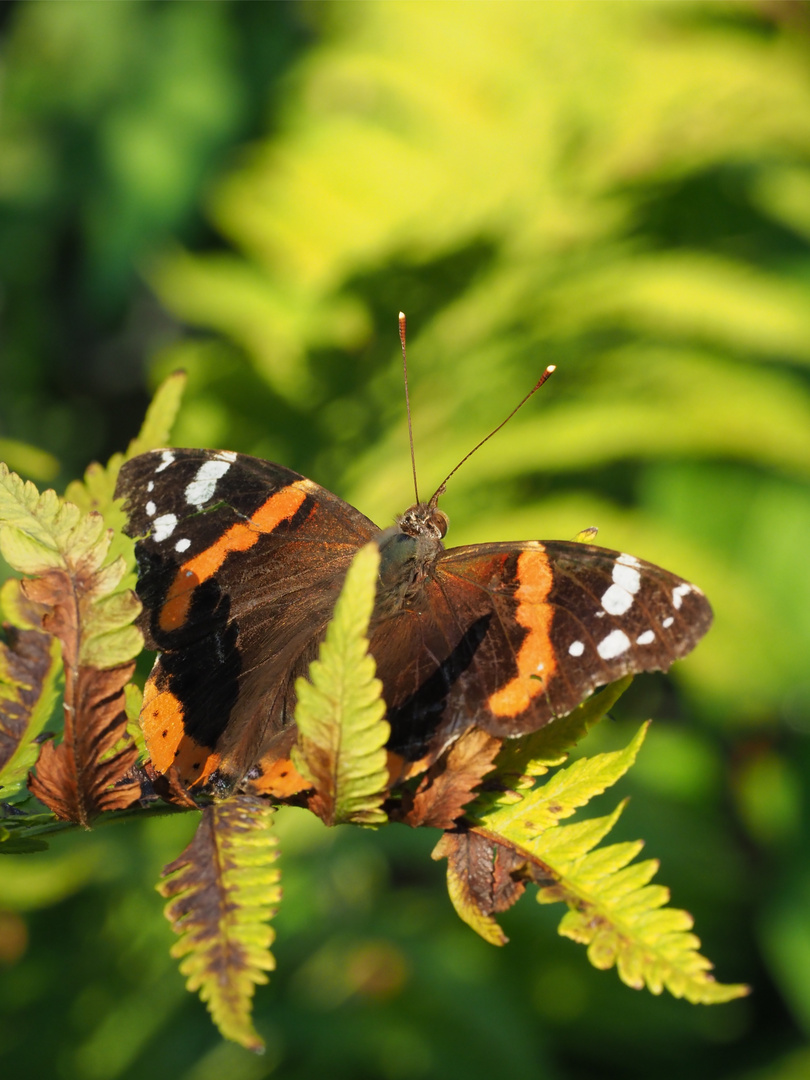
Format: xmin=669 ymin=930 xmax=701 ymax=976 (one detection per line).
xmin=397 ymin=501 xmax=449 ymax=540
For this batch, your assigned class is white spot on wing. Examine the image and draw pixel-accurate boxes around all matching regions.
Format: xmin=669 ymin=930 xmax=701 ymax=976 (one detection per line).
xmin=153 ymin=514 xmax=178 ymax=542
xmin=672 ymin=583 xmax=693 ymax=609
xmin=145 ymin=500 xmax=156 ymax=517
xmin=175 ymin=538 xmax=191 ymax=553
xmin=568 ymin=640 xmax=585 ymax=657
xmin=147 ymin=481 xmax=154 ymax=492
xmin=613 ymin=561 xmax=641 ymax=593
xmin=601 ymin=560 xmax=642 ymax=615
xmin=597 ymin=629 xmax=631 ymax=660
xmin=155 ymin=450 xmax=175 ymax=473
xmin=185 ymin=460 xmax=231 ymax=508
xmin=662 ymin=616 xmax=674 ymax=629
xmin=636 ymin=629 xmax=655 ymax=645
xmin=617 ymin=553 xmax=641 ymax=568
xmin=601 ymin=583 xmax=634 ymax=616
xmin=215 ymin=450 xmax=238 ymax=462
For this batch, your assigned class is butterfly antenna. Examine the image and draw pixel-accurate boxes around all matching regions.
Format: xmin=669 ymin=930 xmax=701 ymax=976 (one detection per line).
xmin=428 ymin=364 xmax=556 ymax=508
xmin=399 ymin=311 xmax=421 ymax=504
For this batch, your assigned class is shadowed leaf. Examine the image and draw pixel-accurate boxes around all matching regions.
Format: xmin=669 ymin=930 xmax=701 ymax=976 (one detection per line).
xmin=0 ymin=580 xmax=62 ymax=801
xmin=292 ymin=543 xmax=389 ymax=826
xmin=398 ymin=728 xmax=503 ymax=829
xmin=0 ymin=825 xmax=50 ymax=854
xmin=159 ymin=795 xmax=281 ymax=1051
xmin=28 ymin=661 xmax=139 ymax=822
xmin=432 ymin=830 xmax=510 ymax=946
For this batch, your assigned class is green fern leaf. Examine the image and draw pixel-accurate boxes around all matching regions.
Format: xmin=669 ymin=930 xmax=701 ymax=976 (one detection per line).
xmin=0 ymin=464 xmax=142 ymax=669
xmin=536 ymin=826 xmax=749 ymax=1003
xmin=486 ymin=677 xmax=633 ymax=798
xmin=0 ymin=437 xmax=59 ymax=482
xmin=123 ymin=370 xmax=188 ymax=460
xmin=0 ymin=466 xmax=80 ymax=573
xmin=292 ymin=542 xmax=389 ymax=826
xmin=158 ymin=795 xmax=281 ymax=1052
xmin=475 ymin=724 xmax=747 ymax=1002
xmin=0 ymin=467 xmax=144 ymax=820
xmin=479 ymin=721 xmax=649 ymax=837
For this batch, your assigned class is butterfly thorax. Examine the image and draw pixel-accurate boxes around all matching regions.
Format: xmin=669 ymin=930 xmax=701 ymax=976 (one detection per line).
xmin=373 ymin=502 xmax=448 ymax=619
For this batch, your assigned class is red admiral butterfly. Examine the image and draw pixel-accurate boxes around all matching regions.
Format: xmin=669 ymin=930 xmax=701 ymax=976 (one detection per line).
xmin=116 ymin=441 xmax=712 ymax=794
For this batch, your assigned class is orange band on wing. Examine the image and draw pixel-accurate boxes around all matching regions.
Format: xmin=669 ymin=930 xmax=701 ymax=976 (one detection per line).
xmin=158 ymin=485 xmax=308 ymax=632
xmin=488 ymin=547 xmax=556 ymax=717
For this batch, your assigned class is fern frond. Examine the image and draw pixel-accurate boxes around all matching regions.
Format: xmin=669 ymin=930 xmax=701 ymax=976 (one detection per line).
xmin=0 ymin=464 xmax=141 ymax=664
xmin=432 ymin=830 xmax=509 ymax=946
xmin=0 ymin=467 xmax=144 ymax=821
xmin=474 ymin=724 xmax=748 ymax=1003
xmin=479 ymin=721 xmax=649 ymax=835
xmin=292 ymin=542 xmax=389 ymax=826
xmin=159 ymin=795 xmax=281 ymax=1051
xmin=492 ymin=677 xmax=633 ymax=788
xmin=534 ymin=813 xmax=748 ymax=1003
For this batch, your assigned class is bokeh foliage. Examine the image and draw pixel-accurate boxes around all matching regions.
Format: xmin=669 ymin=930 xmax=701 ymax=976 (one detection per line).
xmin=2 ymin=2 xmax=810 ymax=1078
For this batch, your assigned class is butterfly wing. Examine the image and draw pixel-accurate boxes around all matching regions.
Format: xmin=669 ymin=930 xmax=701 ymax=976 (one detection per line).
xmin=116 ymin=449 xmax=379 ymax=786
xmin=371 ymin=540 xmax=712 ymax=759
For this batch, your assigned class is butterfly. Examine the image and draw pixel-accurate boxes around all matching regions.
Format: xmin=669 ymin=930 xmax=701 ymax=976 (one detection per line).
xmin=115 ymin=445 xmax=712 ymax=793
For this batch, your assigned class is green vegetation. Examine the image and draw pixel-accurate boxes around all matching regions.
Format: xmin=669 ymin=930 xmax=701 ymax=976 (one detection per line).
xmin=2 ymin=2 xmax=809 ymax=1078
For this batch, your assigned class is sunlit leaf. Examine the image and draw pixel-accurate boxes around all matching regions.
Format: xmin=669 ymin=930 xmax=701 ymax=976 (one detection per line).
xmin=292 ymin=543 xmax=389 ymax=826
xmin=159 ymin=795 xmax=281 ymax=1051
xmin=0 ymin=467 xmax=143 ymax=822
xmin=470 ymin=724 xmax=747 ymax=1002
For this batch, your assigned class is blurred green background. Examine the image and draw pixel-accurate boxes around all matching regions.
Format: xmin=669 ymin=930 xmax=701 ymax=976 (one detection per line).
xmin=2 ymin=1 xmax=810 ymax=1077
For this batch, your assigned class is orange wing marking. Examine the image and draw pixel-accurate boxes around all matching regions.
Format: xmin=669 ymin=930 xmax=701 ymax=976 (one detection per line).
xmin=141 ymin=677 xmax=186 ymax=773
xmin=247 ymin=755 xmax=313 ymax=798
xmin=158 ymin=485 xmax=308 ymax=632
xmin=141 ymin=676 xmax=221 ymax=784
xmin=488 ymin=547 xmax=557 ymax=717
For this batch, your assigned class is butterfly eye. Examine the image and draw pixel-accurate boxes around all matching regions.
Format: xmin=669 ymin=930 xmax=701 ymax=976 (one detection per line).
xmin=430 ymin=509 xmax=449 ymax=539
